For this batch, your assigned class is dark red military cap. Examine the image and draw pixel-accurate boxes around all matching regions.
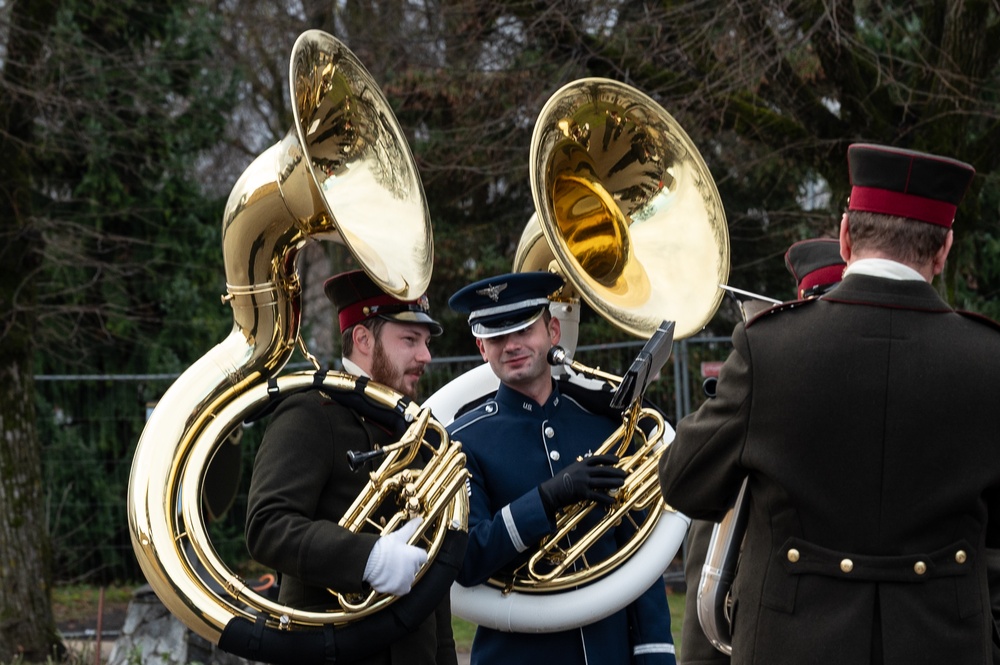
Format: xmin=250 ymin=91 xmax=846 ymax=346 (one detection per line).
xmin=784 ymin=238 xmax=846 ymax=299
xmin=324 ymin=269 xmax=442 ymax=336
xmin=847 ymin=143 xmax=975 ymax=228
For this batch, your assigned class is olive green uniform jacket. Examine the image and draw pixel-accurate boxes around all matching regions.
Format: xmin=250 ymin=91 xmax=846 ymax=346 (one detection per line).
xmin=660 ymin=275 xmax=1000 ymax=665
xmin=246 ymin=389 xmax=457 ymax=665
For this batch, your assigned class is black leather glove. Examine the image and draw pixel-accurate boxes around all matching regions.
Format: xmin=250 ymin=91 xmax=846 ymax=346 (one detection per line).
xmin=537 ymin=454 xmax=626 ymax=518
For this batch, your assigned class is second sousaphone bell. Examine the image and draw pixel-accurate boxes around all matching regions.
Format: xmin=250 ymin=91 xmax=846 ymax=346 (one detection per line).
xmin=529 ymin=77 xmax=729 ymax=339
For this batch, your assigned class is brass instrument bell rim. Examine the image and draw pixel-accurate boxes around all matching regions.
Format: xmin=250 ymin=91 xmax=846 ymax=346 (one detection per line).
xmin=529 ymin=77 xmax=730 ymax=340
xmin=287 ymin=30 xmax=433 ymax=301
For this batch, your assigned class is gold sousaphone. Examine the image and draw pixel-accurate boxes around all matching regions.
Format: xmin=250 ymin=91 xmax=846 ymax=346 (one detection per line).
xmin=127 ymin=30 xmax=468 ymax=664
xmin=447 ymin=78 xmax=730 ymax=631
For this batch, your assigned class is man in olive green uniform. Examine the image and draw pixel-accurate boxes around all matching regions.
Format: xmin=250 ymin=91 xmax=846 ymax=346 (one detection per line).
xmin=246 ymin=269 xmax=457 ymax=665
xmin=661 ymin=144 xmax=1000 ymax=664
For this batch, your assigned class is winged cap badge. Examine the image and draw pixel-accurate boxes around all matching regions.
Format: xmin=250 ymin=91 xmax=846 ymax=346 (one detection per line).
xmin=476 ymin=282 xmax=507 ymax=302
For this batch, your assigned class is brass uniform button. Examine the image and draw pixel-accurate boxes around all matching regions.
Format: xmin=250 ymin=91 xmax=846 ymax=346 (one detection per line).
xmin=914 ymin=561 xmax=927 ymax=575
xmin=955 ymin=550 xmax=968 ymax=564
xmin=840 ymin=559 xmax=854 ymax=573
xmin=787 ymin=548 xmax=800 ymax=563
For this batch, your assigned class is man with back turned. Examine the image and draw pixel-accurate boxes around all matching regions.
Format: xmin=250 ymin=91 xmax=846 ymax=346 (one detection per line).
xmin=660 ymin=143 xmax=1000 ymax=664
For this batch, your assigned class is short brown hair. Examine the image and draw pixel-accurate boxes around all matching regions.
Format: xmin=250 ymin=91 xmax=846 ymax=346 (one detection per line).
xmin=846 ymin=210 xmax=950 ymax=265
xmin=341 ymin=318 xmax=388 ymax=358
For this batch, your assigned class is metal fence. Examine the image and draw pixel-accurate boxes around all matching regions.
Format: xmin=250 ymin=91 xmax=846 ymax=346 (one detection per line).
xmin=35 ymin=336 xmax=733 ymax=584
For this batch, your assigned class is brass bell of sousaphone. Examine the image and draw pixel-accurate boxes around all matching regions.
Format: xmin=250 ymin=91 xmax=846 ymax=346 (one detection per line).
xmin=445 ymin=78 xmax=731 ymax=632
xmin=127 ymin=30 xmax=468 ymax=665
xmin=528 ymin=77 xmax=729 ymax=339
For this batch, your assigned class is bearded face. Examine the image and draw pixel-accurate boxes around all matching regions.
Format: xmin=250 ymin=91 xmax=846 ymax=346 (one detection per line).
xmin=369 ymin=321 xmax=432 ymax=398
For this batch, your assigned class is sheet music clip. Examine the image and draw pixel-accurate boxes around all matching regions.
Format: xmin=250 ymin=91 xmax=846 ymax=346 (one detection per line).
xmin=610 ymin=320 xmax=675 ymax=410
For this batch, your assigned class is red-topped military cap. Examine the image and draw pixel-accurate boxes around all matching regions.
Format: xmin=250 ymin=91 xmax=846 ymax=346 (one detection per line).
xmin=324 ymin=269 xmax=443 ymax=336
xmin=847 ymin=143 xmax=975 ymax=228
xmin=784 ymin=238 xmax=846 ymax=299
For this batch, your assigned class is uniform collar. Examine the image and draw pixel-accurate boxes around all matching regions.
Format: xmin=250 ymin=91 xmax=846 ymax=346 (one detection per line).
xmin=341 ymin=356 xmax=369 ymax=378
xmin=495 ymin=380 xmax=562 ymax=418
xmin=822 ymin=273 xmax=952 ymax=312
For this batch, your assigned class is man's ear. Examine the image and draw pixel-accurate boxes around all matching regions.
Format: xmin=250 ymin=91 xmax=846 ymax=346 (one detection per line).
xmin=931 ymin=230 xmax=953 ymax=276
xmin=476 ymin=337 xmax=488 ymax=361
xmin=548 ymin=314 xmax=561 ymax=345
xmin=352 ymin=324 xmax=373 ymax=356
xmin=839 ymin=213 xmax=852 ymax=264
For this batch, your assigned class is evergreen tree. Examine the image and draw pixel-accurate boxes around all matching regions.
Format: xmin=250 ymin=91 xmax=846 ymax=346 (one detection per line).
xmin=0 ymin=0 xmax=235 ymax=654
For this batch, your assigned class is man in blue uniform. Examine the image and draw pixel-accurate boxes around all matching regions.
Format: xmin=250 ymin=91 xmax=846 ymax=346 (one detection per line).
xmin=447 ymin=271 xmax=677 ymax=665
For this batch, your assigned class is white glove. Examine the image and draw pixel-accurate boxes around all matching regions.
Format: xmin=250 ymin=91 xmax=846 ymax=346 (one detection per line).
xmin=362 ymin=517 xmax=428 ymax=596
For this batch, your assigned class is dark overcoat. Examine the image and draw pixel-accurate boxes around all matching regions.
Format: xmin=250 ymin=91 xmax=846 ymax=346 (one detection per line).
xmin=246 ymin=389 xmax=457 ymax=665
xmin=448 ymin=381 xmax=676 ymax=665
xmin=659 ymin=274 xmax=1000 ymax=665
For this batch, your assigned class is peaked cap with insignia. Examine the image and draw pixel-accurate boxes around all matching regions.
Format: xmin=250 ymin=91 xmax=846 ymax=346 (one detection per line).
xmin=784 ymin=238 xmax=846 ymax=299
xmin=448 ymin=271 xmax=564 ymax=338
xmin=847 ymin=143 xmax=975 ymax=228
xmin=324 ymin=269 xmax=442 ymax=336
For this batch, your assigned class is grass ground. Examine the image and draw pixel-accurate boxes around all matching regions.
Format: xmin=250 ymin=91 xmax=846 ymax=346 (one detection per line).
xmin=52 ymin=585 xmax=133 ymax=634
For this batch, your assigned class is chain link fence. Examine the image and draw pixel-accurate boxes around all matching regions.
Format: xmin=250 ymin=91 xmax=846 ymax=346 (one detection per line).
xmin=36 ymin=336 xmax=733 ymax=584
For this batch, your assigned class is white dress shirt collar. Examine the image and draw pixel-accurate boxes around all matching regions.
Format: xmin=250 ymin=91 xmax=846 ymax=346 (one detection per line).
xmin=843 ymin=258 xmax=925 ymax=282
xmin=341 ymin=356 xmax=369 ymax=378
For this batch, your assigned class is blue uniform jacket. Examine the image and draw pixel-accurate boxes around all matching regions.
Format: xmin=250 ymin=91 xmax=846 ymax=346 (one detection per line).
xmin=447 ymin=381 xmax=676 ymax=665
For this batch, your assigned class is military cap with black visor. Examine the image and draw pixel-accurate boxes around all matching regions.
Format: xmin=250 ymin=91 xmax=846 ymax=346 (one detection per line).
xmin=324 ymin=269 xmax=443 ymax=336
xmin=448 ymin=271 xmax=564 ymax=338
